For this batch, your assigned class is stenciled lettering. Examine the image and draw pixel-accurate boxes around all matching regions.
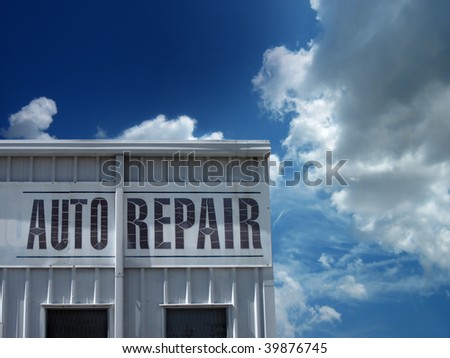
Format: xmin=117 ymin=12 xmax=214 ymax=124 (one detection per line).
xmin=51 ymin=199 xmax=69 ymax=250
xmin=174 ymin=198 xmax=195 ymax=249
xmin=25 ymin=195 xmax=264 ymax=253
xmin=27 ymin=199 xmax=47 ymax=249
xmin=154 ymin=198 xmax=171 ymax=249
xmin=90 ymin=197 xmax=108 ymax=250
xmin=197 ymin=198 xmax=220 ymax=249
xmin=27 ymin=197 xmax=109 ymax=251
xmin=127 ymin=198 xmax=149 ymax=249
xmin=239 ymin=198 xmax=261 ymax=249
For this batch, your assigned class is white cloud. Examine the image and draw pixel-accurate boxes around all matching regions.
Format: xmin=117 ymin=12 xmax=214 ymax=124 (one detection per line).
xmin=117 ymin=114 xmax=224 ymax=141
xmin=254 ymin=0 xmax=450 ymax=272
xmin=199 ymin=131 xmax=224 ymax=140
xmin=275 ymin=264 xmax=341 ymax=337
xmin=311 ymin=305 xmax=341 ymax=325
xmin=252 ymin=46 xmax=315 ymax=117
xmin=338 ymin=275 xmax=367 ymax=300
xmin=2 ymin=97 xmax=57 ymax=139
xmin=95 ymin=126 xmax=107 ymax=139
xmin=117 ymin=114 xmax=196 ymax=140
xmin=318 ymin=253 xmax=334 ymax=269
xmin=3 ymin=98 xmax=224 ymax=141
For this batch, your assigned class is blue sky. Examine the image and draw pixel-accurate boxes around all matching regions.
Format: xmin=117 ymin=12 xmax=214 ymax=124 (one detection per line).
xmin=1 ymin=0 xmax=450 ymax=337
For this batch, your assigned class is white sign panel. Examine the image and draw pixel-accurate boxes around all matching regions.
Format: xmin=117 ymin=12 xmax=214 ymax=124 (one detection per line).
xmin=0 ymin=183 xmax=116 ymax=267
xmin=0 ymin=182 xmax=271 ymax=267
xmin=123 ymin=182 xmax=271 ymax=267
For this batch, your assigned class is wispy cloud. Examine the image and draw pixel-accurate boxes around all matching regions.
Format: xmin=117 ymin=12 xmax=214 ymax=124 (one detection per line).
xmin=95 ymin=126 xmax=108 ymax=139
xmin=318 ymin=253 xmax=334 ymax=269
xmin=272 ymin=209 xmax=285 ymax=227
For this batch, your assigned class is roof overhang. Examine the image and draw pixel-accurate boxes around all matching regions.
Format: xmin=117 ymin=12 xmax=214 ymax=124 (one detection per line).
xmin=0 ymin=140 xmax=271 ymax=157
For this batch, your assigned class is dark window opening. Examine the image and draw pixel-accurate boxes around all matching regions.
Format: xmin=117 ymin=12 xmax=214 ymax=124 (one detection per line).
xmin=166 ymin=308 xmax=227 ymax=338
xmin=46 ymin=308 xmax=108 ymax=338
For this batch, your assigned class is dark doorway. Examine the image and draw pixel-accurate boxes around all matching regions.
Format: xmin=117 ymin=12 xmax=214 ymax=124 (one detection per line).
xmin=46 ymin=308 xmax=108 ymax=338
xmin=166 ymin=308 xmax=227 ymax=338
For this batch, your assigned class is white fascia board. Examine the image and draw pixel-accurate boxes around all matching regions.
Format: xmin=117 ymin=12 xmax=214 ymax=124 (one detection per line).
xmin=0 ymin=139 xmax=271 ymax=157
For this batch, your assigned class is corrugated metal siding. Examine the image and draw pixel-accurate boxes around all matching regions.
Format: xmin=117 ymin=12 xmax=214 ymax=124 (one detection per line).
xmin=0 ymin=145 xmax=275 ymax=338
xmin=0 ymin=154 xmax=266 ymax=183
xmin=0 ymin=155 xmax=115 ymax=183
xmin=0 ymin=267 xmax=273 ymax=338
xmin=0 ymin=268 xmax=114 ymax=337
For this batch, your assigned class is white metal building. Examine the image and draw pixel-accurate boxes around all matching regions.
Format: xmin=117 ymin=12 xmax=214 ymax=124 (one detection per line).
xmin=0 ymin=140 xmax=275 ymax=338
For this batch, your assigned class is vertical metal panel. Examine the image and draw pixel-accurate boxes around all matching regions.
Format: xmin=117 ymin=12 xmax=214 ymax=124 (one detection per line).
xmin=52 ymin=269 xmax=72 ymax=304
xmin=190 ymin=269 xmax=209 ymax=304
xmin=168 ymin=269 xmax=187 ymax=304
xmin=253 ymin=267 xmax=260 ymax=338
xmin=4 ymin=269 xmax=25 ymax=337
xmin=75 ymin=269 xmax=96 ymax=304
xmin=262 ymin=267 xmax=276 ymax=337
xmin=208 ymin=268 xmax=214 ymax=304
xmin=99 ymin=157 xmax=115 ymax=182
xmin=163 ymin=268 xmax=169 ymax=304
xmin=0 ymin=268 xmax=6 ymax=337
xmin=139 ymin=268 xmax=146 ymax=337
xmin=33 ymin=157 xmax=53 ymax=181
xmin=70 ymin=268 xmax=76 ymax=304
xmin=55 ymin=157 xmax=74 ymax=181
xmin=46 ymin=268 xmax=53 ymax=304
xmin=0 ymin=157 xmax=7 ymax=181
xmin=144 ymin=268 xmax=164 ymax=337
xmin=124 ymin=155 xmax=145 ymax=183
xmin=185 ymin=268 xmax=191 ymax=303
xmin=77 ymin=157 xmax=98 ymax=181
xmin=123 ymin=268 xmax=140 ymax=338
xmin=10 ymin=157 xmax=29 ymax=181
xmin=93 ymin=268 xmax=100 ymax=303
xmin=236 ymin=268 xmax=255 ymax=337
xmin=29 ymin=156 xmax=34 ymax=181
xmin=213 ymin=268 xmax=232 ymax=304
xmin=98 ymin=269 xmax=114 ymax=303
xmin=27 ymin=269 xmax=48 ymax=337
xmin=231 ymin=267 xmax=238 ymax=337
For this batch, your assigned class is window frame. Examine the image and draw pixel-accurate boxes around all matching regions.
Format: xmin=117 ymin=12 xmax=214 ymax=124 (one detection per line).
xmin=41 ymin=304 xmax=113 ymax=338
xmin=161 ymin=303 xmax=232 ymax=338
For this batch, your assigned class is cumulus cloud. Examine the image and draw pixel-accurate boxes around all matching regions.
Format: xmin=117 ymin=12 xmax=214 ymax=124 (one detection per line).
xmin=3 ymin=98 xmax=224 ymax=141
xmin=2 ymin=97 xmax=57 ymax=139
xmin=117 ymin=114 xmax=223 ymax=141
xmin=199 ymin=131 xmax=224 ymax=140
xmin=254 ymin=0 xmax=450 ymax=272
